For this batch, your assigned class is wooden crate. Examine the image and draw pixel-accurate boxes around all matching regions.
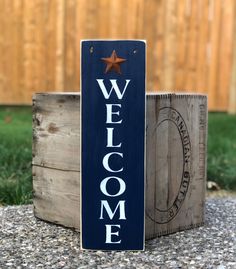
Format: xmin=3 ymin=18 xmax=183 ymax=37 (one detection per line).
xmin=32 ymin=93 xmax=207 ymax=239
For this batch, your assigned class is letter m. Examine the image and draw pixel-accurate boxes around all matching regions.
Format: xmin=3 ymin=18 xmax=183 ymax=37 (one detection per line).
xmin=96 ymin=79 xmax=130 ymax=99
xmin=99 ymin=200 xmax=126 ymax=220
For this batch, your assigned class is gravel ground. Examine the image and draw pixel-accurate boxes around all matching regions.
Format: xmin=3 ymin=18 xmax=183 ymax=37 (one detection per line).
xmin=0 ymin=198 xmax=235 ymax=269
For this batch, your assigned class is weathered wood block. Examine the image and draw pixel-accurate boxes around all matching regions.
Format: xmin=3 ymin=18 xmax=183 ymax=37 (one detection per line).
xmin=32 ymin=93 xmax=207 ymax=239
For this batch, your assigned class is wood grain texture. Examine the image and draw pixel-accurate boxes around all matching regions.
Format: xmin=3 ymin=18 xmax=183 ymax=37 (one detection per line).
xmin=217 ymin=0 xmax=234 ymax=110
xmin=55 ymin=0 xmax=65 ymax=92
xmin=207 ymin=0 xmax=221 ymax=110
xmin=196 ymin=0 xmax=209 ymax=95
xmin=229 ymin=0 xmax=236 ymax=114
xmin=0 ymin=0 xmax=234 ymax=111
xmin=33 ymin=166 xmax=80 ymax=228
xmin=145 ymin=93 xmax=207 ymax=239
xmin=32 ymin=93 xmax=80 ymax=171
xmin=33 ymin=93 xmax=207 ymax=239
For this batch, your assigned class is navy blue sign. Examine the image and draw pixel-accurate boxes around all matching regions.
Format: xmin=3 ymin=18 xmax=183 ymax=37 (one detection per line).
xmin=81 ymin=40 xmax=146 ymax=250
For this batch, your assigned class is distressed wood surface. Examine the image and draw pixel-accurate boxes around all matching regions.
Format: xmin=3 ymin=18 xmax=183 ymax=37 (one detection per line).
xmin=33 ymin=93 xmax=207 ymax=239
xmin=145 ymin=93 xmax=207 ymax=239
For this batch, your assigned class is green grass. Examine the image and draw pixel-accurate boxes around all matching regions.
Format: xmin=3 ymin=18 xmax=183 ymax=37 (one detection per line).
xmin=0 ymin=107 xmax=32 ymax=205
xmin=208 ymin=113 xmax=236 ymax=190
xmin=0 ymin=108 xmax=235 ymax=205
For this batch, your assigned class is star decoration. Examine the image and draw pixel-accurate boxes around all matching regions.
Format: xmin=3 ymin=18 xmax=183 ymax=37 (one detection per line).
xmin=101 ymin=50 xmax=126 ymax=74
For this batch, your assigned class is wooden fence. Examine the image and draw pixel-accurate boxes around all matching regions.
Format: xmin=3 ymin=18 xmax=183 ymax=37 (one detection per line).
xmin=0 ymin=0 xmax=235 ymax=112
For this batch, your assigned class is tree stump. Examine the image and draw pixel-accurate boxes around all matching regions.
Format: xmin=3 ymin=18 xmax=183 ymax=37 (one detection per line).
xmin=32 ymin=93 xmax=207 ymax=239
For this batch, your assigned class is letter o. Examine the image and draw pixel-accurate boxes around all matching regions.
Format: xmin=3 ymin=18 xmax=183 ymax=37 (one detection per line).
xmin=100 ymin=176 xmax=126 ymax=197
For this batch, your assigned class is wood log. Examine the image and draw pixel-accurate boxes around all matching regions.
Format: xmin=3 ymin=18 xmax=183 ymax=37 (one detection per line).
xmin=32 ymin=93 xmax=207 ymax=239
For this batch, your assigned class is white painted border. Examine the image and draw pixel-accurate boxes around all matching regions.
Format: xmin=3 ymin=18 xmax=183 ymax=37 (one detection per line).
xmin=143 ymin=40 xmax=147 ymax=251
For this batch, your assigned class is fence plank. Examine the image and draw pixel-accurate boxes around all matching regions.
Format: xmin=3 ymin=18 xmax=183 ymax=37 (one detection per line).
xmin=229 ymin=0 xmax=236 ymax=114
xmin=23 ymin=0 xmax=36 ymax=103
xmin=144 ymin=0 xmax=160 ymax=91
xmin=64 ymin=0 xmax=77 ymax=91
xmin=207 ymin=0 xmax=222 ymax=110
xmin=163 ymin=0 xmax=177 ymax=90
xmin=185 ymin=0 xmax=198 ymax=91
xmin=217 ymin=0 xmax=234 ymax=111
xmin=45 ymin=0 xmax=58 ymax=92
xmin=55 ymin=0 xmax=65 ymax=91
xmin=175 ymin=0 xmax=188 ymax=91
xmin=196 ymin=0 xmax=209 ymax=94
xmin=34 ymin=0 xmax=47 ymax=95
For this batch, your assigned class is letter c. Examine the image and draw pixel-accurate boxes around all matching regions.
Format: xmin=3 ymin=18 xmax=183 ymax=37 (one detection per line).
xmin=102 ymin=152 xmax=123 ymax=173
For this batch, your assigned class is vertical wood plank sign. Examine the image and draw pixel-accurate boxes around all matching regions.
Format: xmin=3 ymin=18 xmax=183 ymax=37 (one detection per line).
xmin=81 ymin=40 xmax=146 ymax=250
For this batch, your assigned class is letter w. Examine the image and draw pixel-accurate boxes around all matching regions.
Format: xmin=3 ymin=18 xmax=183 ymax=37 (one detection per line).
xmin=96 ymin=79 xmax=130 ymax=99
xmin=99 ymin=200 xmax=126 ymax=220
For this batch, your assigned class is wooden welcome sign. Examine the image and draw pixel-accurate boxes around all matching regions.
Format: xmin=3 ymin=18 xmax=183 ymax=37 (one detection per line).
xmin=81 ymin=40 xmax=146 ymax=250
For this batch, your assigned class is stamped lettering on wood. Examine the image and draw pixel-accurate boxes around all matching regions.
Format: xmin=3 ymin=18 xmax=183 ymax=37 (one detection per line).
xmin=81 ymin=40 xmax=146 ymax=250
xmin=146 ymin=107 xmax=191 ymax=224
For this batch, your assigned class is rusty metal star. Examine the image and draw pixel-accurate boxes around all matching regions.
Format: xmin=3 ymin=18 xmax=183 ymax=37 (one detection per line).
xmin=101 ymin=50 xmax=126 ymax=74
